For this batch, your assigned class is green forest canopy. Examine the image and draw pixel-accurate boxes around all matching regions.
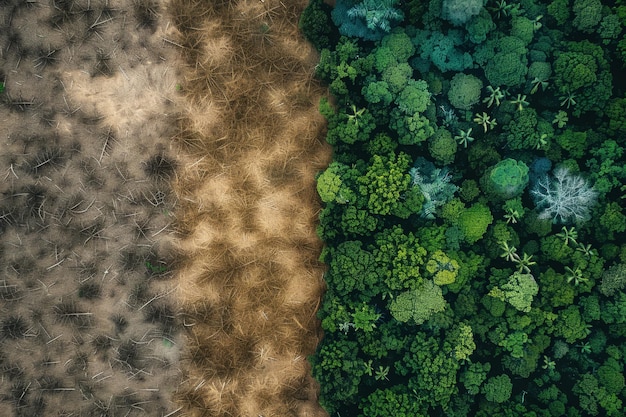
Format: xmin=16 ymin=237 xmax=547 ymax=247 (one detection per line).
xmin=300 ymin=0 xmax=626 ymax=415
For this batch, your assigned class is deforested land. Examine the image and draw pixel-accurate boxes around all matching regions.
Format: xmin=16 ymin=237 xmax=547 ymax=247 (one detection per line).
xmin=0 ymin=0 xmax=331 ymax=416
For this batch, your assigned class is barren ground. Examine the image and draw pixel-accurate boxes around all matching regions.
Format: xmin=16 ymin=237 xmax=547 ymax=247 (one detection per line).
xmin=0 ymin=0 xmax=330 ymax=416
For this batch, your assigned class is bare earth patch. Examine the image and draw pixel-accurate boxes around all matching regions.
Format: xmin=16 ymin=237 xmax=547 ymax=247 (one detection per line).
xmin=0 ymin=0 xmax=185 ymax=415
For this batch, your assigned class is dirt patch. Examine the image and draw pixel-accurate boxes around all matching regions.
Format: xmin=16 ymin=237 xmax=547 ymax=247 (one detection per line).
xmin=0 ymin=0 xmax=184 ymax=415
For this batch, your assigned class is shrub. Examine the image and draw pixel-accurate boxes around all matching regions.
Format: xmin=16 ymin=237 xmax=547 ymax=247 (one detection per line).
xmin=1 ymin=315 xmax=28 ymax=340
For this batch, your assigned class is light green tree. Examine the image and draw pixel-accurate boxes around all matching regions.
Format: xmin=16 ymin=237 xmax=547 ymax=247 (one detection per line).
xmin=358 ymin=152 xmax=412 ymax=216
xmin=425 ymin=250 xmax=459 ymax=286
xmin=500 ymin=272 xmax=539 ymax=312
xmin=457 ymin=202 xmax=493 ymax=244
xmin=389 ymin=280 xmax=446 ymax=325
xmin=446 ymin=323 xmax=476 ymax=361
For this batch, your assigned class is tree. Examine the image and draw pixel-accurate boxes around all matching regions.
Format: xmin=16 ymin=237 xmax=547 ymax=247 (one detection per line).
xmin=352 ymin=303 xmax=382 ymax=332
xmin=460 ymin=362 xmax=491 ymax=395
xmin=500 ymin=108 xmax=554 ymax=150
xmin=482 ymin=374 xmax=513 ymax=403
xmin=356 ymin=320 xmax=409 ymax=359
xmin=310 ymin=338 xmax=365 ymax=414
xmin=413 ymin=29 xmax=474 ymax=73
xmin=389 ymin=108 xmax=435 ymax=145
xmin=572 ymin=0 xmax=602 ymax=33
xmin=363 ymin=80 xmax=393 ymax=105
xmin=547 ymin=0 xmax=570 ymax=25
xmin=445 ymin=323 xmax=476 ymax=361
xmin=326 ymin=103 xmax=377 ymax=145
xmin=369 ymin=29 xmax=414 ymax=79
xmin=316 ymin=161 xmax=360 ymax=204
xmin=410 ymin=158 xmax=458 ymax=219
xmin=600 ymin=263 xmax=626 ymax=297
xmin=389 ymin=280 xmax=446 ymax=325
xmin=466 ymin=9 xmax=496 ymax=44
xmin=531 ymin=167 xmax=598 ymax=224
xmin=426 ymin=250 xmax=460 ymax=286
xmin=299 ymin=0 xmax=337 ymax=51
xmin=324 ymin=240 xmax=383 ymax=300
xmin=382 ymin=62 xmax=412 ymax=95
xmin=586 ymin=139 xmax=626 ymax=195
xmin=428 ymin=128 xmax=457 ymax=165
xmin=498 ymin=331 xmax=532 ymax=359
xmin=339 ymin=204 xmax=381 ymax=236
xmin=457 ymin=202 xmax=493 ymax=244
xmin=499 ymin=272 xmax=539 ymax=313
xmin=315 ymin=38 xmax=373 ymax=103
xmin=358 ymin=152 xmax=416 ymax=217
xmin=553 ymin=40 xmax=612 ymax=116
xmin=485 ymin=158 xmax=530 ymax=201
xmin=571 ymin=373 xmax=623 ymax=416
xmin=553 ymin=305 xmax=591 ymax=343
xmin=597 ymin=358 xmax=625 ymax=395
xmin=319 ymin=96 xmax=377 ymax=145
xmin=395 ymin=79 xmax=431 ymax=115
xmin=396 ymin=332 xmax=460 ymax=409
xmin=555 ymin=129 xmax=588 ymax=158
xmin=599 ymin=202 xmax=626 ymax=239
xmin=332 ymin=0 xmax=404 ymax=41
xmin=511 ymin=16 xmax=535 ymax=44
xmin=447 ymin=73 xmax=483 ymax=110
xmin=573 ymin=373 xmax=602 ymax=415
xmin=605 ymin=96 xmax=626 ymax=135
xmin=481 ymin=36 xmax=528 ymax=88
xmin=318 ymin=290 xmax=356 ymax=333
xmin=358 ymin=386 xmax=425 ymax=417
xmin=441 ymin=0 xmax=484 ymax=25
xmin=372 ymin=225 xmax=428 ymax=292
xmin=377 ymin=29 xmax=415 ymax=68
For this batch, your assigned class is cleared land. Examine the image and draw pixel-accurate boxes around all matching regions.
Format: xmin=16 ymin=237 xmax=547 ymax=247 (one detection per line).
xmin=168 ymin=0 xmax=331 ymax=415
xmin=0 ymin=0 xmax=330 ymax=416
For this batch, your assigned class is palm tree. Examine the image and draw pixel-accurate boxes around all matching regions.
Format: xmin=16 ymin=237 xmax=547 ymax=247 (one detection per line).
xmin=560 ymin=91 xmax=577 ymax=109
xmin=556 ymin=226 xmax=578 ymax=246
xmin=473 ymin=112 xmax=497 ymax=133
xmin=483 ymin=85 xmax=505 ymax=107
xmin=514 ymin=253 xmax=536 ymax=273
xmin=347 ymin=104 xmax=366 ymax=127
xmin=530 ymin=77 xmax=548 ymax=94
xmin=576 ymin=243 xmax=597 ymax=258
xmin=509 ymin=94 xmax=529 ymax=111
xmin=499 ymin=241 xmax=518 ymax=262
xmin=504 ymin=208 xmax=520 ymax=224
xmin=565 ymin=266 xmax=587 ymax=286
xmin=454 ymin=128 xmax=474 ymax=148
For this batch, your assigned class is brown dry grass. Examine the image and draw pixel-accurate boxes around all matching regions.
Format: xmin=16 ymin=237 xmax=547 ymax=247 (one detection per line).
xmin=168 ymin=0 xmax=331 ymax=416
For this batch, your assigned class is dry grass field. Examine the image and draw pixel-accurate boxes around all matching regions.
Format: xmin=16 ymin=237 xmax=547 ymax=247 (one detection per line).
xmin=168 ymin=1 xmax=332 ymax=415
xmin=0 ymin=0 xmax=330 ymax=416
